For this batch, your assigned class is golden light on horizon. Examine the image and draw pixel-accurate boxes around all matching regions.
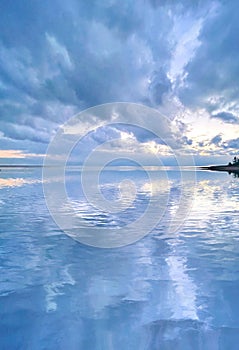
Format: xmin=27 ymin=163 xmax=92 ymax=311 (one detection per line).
xmin=0 ymin=150 xmax=44 ymax=159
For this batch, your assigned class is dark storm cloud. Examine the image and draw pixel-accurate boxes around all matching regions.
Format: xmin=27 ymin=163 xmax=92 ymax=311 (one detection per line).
xmin=0 ymin=0 xmax=177 ymax=145
xmin=224 ymin=138 xmax=239 ymax=149
xmin=211 ymin=134 xmax=222 ymax=145
xmin=211 ymin=111 xmax=238 ymax=124
xmin=178 ymin=1 xmax=239 ymax=115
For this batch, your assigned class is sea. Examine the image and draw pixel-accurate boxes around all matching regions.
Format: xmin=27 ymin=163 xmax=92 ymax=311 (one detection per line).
xmin=0 ymin=167 xmax=239 ymax=350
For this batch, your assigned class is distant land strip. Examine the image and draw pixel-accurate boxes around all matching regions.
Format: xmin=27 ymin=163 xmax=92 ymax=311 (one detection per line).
xmin=0 ymin=164 xmax=43 ymax=168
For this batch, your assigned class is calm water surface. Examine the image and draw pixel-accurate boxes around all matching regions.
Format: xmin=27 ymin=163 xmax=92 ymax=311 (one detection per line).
xmin=1 ymin=169 xmax=239 ymax=349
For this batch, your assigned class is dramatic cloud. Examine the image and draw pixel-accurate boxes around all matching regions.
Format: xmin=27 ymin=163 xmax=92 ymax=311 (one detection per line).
xmin=0 ymin=0 xmax=176 ymax=147
xmin=0 ymin=0 xmax=238 ymax=163
xmin=178 ymin=1 xmax=239 ymax=116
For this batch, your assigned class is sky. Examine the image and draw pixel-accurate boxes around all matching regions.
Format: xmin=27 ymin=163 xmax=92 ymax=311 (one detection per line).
xmin=0 ymin=0 xmax=239 ymax=165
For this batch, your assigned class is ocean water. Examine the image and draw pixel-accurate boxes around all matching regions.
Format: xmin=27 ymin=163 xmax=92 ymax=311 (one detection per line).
xmin=1 ymin=168 xmax=239 ymax=349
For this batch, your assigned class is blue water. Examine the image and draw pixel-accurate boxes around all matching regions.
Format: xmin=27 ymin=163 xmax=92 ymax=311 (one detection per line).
xmin=1 ymin=168 xmax=239 ymax=349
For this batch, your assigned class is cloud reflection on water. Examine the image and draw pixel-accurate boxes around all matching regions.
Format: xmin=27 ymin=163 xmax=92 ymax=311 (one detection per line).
xmin=1 ymin=170 xmax=239 ymax=348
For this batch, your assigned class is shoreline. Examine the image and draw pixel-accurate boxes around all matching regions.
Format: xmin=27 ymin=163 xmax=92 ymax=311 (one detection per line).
xmin=200 ymin=165 xmax=239 ymax=172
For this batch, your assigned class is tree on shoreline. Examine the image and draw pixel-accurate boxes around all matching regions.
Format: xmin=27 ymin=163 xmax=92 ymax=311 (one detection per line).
xmin=233 ymin=156 xmax=239 ymax=165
